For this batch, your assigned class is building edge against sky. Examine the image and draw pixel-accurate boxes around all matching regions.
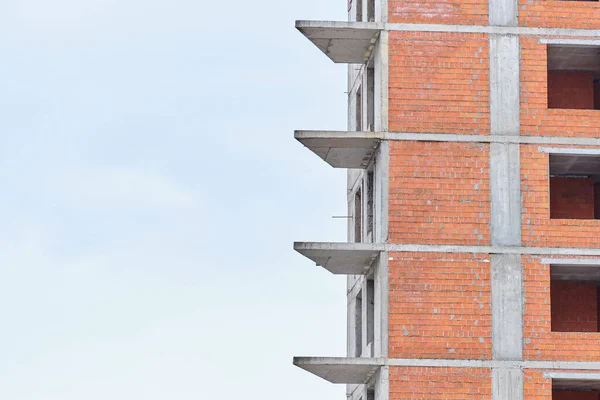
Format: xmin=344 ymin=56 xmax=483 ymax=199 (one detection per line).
xmin=292 ymin=0 xmax=600 ymax=399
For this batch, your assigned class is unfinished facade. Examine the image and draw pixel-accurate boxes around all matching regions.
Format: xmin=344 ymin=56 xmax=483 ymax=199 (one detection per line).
xmin=292 ymin=1 xmax=600 ymax=399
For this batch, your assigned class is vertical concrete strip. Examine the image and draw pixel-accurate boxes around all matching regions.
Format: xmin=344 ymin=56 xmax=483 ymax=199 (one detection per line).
xmin=375 ymin=366 xmax=389 ymax=400
xmin=490 ymin=35 xmax=520 ymax=137
xmin=489 ymin=17 xmax=523 ymax=400
xmin=490 ymin=143 xmax=521 ymax=246
xmin=492 ymin=368 xmax=524 ymax=399
xmin=374 ymin=254 xmax=389 ymax=358
xmin=491 ymin=254 xmax=523 ymax=359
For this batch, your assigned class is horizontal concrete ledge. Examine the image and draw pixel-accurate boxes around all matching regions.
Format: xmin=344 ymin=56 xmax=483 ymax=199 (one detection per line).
xmin=540 ymin=39 xmax=600 ymax=46
xmin=385 ymin=22 xmax=600 ymax=37
xmin=295 ymin=131 xmax=381 ymax=168
xmin=294 ymin=242 xmax=600 ymax=258
xmin=541 ymin=258 xmax=600 ymax=266
xmin=296 ymin=20 xmax=382 ymax=63
xmin=539 ymin=147 xmax=600 ymax=155
xmin=297 ymin=21 xmax=600 ymax=38
xmin=389 ymin=359 xmax=600 ymax=370
xmin=297 ymin=130 xmax=600 ymax=146
xmin=294 ymin=242 xmax=380 ymax=274
xmin=545 ymin=372 xmax=600 ymax=380
xmin=293 ymin=357 xmax=384 ymax=384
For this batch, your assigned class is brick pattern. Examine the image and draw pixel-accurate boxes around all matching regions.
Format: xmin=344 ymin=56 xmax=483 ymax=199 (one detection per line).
xmin=520 ymin=1 xmax=600 ymax=29
xmin=389 ymin=252 xmax=491 ymax=360
xmin=525 ymin=369 xmax=600 ymax=400
xmin=521 ymin=38 xmax=600 ymax=138
xmin=388 ymin=0 xmax=488 ymax=25
xmin=522 ymin=145 xmax=600 ymax=248
xmin=389 ymin=31 xmax=489 ymax=134
xmin=550 ymin=177 xmax=595 ymax=220
xmin=389 ymin=141 xmax=490 ymax=245
xmin=551 ymin=281 xmax=598 ymax=332
xmin=390 ymin=366 xmax=491 ymax=399
xmin=524 ymin=257 xmax=600 ymax=361
xmin=547 ymin=71 xmax=595 ymax=110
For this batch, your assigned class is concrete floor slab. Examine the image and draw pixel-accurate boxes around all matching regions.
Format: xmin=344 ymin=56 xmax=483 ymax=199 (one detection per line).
xmin=296 ymin=21 xmax=383 ymax=63
xmin=295 ymin=131 xmax=381 ymax=168
xmin=293 ymin=357 xmax=383 ymax=384
xmin=294 ymin=242 xmax=381 ymax=275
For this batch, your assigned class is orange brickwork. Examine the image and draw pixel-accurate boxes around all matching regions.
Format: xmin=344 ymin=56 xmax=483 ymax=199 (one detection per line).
xmin=519 ymin=1 xmax=600 ymax=29
xmin=388 ymin=0 xmax=488 ymax=25
xmin=388 ymin=252 xmax=492 ymax=360
xmin=522 ymin=144 xmax=600 ymax=248
xmin=524 ymin=256 xmax=600 ymax=361
xmin=525 ymin=370 xmax=600 ymax=399
xmin=390 ymin=366 xmax=492 ymax=399
xmin=389 ymin=31 xmax=490 ymax=134
xmin=521 ymin=37 xmax=600 ymax=138
xmin=389 ymin=141 xmax=490 ymax=245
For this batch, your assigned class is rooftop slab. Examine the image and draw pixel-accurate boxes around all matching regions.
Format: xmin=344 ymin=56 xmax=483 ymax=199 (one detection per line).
xmin=293 ymin=357 xmax=383 ymax=384
xmin=296 ymin=21 xmax=383 ymax=64
xmin=294 ymin=242 xmax=382 ymax=275
xmin=295 ymin=130 xmax=381 ymax=168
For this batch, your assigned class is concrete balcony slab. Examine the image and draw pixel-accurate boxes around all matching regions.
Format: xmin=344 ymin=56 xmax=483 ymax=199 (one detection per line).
xmin=295 ymin=130 xmax=381 ymax=169
xmin=294 ymin=242 xmax=382 ymax=275
xmin=296 ymin=21 xmax=383 ymax=64
xmin=293 ymin=357 xmax=383 ymax=384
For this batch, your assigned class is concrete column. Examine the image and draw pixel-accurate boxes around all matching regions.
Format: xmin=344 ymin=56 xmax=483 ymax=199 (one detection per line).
xmin=488 ymin=5 xmax=523 ymax=398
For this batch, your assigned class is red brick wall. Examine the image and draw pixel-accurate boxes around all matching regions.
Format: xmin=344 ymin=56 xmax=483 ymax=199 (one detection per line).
xmin=520 ymin=1 xmax=600 ymax=29
xmin=521 ymin=38 xmax=600 ymax=138
xmin=551 ymin=281 xmax=598 ymax=332
xmin=389 ymin=141 xmax=490 ymax=245
xmin=550 ymin=177 xmax=595 ymax=219
xmin=553 ymin=391 xmax=599 ymax=400
xmin=389 ymin=252 xmax=491 ymax=360
xmin=547 ymin=71 xmax=595 ymax=110
xmin=389 ymin=31 xmax=489 ymax=134
xmin=388 ymin=0 xmax=488 ymax=25
xmin=524 ymin=256 xmax=600 ymax=361
xmin=522 ymin=145 xmax=600 ymax=248
xmin=390 ymin=366 xmax=491 ymax=399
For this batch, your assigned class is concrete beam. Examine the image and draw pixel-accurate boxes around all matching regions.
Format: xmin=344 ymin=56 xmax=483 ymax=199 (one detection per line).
xmin=294 ymin=242 xmax=600 ymax=257
xmin=295 ymin=130 xmax=381 ymax=168
xmin=296 ymin=21 xmax=383 ymax=64
xmin=294 ymin=242 xmax=380 ymax=275
xmin=293 ymin=357 xmax=383 ymax=384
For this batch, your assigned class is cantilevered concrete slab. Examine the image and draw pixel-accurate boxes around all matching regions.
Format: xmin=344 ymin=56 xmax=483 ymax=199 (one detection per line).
xmin=296 ymin=21 xmax=383 ymax=63
xmin=293 ymin=357 xmax=383 ymax=384
xmin=295 ymin=130 xmax=381 ymax=168
xmin=294 ymin=242 xmax=382 ymax=275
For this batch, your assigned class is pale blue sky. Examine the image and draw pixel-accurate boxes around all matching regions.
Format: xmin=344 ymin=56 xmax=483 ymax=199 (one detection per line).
xmin=0 ymin=0 xmax=351 ymax=398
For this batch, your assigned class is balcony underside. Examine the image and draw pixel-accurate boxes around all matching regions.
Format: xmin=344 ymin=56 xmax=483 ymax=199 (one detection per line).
xmin=294 ymin=242 xmax=381 ymax=275
xmin=295 ymin=130 xmax=381 ymax=168
xmin=293 ymin=357 xmax=383 ymax=384
xmin=296 ymin=21 xmax=383 ymax=63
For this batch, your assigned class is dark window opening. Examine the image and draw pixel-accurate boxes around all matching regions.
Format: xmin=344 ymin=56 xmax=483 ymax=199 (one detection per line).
xmin=366 ymin=278 xmax=375 ymax=352
xmin=367 ymin=66 xmax=375 ymax=132
xmin=549 ymin=154 xmax=600 ymax=220
xmin=366 ymin=171 xmax=374 ymax=242
xmin=356 ymin=86 xmax=363 ymax=131
xmin=551 ymin=264 xmax=600 ymax=333
xmin=356 ymin=0 xmax=363 ymax=22
xmin=547 ymin=45 xmax=600 ymax=110
xmin=354 ymin=189 xmax=362 ymax=243
xmin=367 ymin=387 xmax=376 ymax=400
xmin=367 ymin=0 xmax=375 ymax=22
xmin=553 ymin=380 xmax=600 ymax=400
xmin=355 ymin=290 xmax=363 ymax=357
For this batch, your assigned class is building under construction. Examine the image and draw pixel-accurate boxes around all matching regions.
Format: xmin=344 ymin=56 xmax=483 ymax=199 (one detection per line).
xmin=293 ymin=1 xmax=600 ymax=399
